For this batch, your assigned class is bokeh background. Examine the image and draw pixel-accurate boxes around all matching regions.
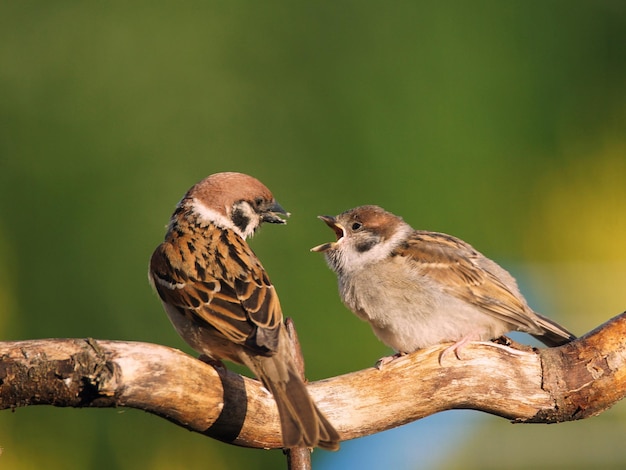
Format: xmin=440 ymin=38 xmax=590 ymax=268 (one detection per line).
xmin=1 ymin=2 xmax=626 ymax=469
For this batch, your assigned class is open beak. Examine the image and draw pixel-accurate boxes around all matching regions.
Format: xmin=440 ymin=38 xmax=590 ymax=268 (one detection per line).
xmin=311 ymin=215 xmax=345 ymax=252
xmin=262 ymin=201 xmax=290 ymax=224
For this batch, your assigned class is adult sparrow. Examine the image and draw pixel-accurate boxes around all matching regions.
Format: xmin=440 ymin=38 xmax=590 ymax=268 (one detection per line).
xmin=149 ymin=172 xmax=339 ymax=450
xmin=312 ymin=205 xmax=576 ymax=361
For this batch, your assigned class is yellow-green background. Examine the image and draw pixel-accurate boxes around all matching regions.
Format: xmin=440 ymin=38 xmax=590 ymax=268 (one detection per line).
xmin=1 ymin=2 xmax=625 ymax=469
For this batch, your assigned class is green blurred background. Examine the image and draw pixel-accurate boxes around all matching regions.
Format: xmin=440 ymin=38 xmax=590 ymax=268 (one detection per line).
xmin=1 ymin=1 xmax=625 ymax=469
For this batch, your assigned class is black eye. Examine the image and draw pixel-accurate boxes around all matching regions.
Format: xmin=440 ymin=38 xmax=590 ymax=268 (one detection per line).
xmin=351 ymin=222 xmax=362 ymax=231
xmin=254 ymin=197 xmax=264 ymax=207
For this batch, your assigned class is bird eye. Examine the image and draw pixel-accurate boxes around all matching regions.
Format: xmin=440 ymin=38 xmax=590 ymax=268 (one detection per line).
xmin=254 ymin=197 xmax=264 ymax=207
xmin=351 ymin=222 xmax=362 ymax=231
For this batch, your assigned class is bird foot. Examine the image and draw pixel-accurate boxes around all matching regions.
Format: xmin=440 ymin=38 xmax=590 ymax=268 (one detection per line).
xmin=198 ymin=354 xmax=226 ymax=370
xmin=375 ymin=352 xmax=406 ymax=370
xmin=438 ymin=336 xmax=476 ymax=365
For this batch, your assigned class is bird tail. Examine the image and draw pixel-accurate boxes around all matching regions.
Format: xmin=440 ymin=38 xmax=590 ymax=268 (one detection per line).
xmin=531 ymin=312 xmax=577 ymax=347
xmin=243 ymin=353 xmax=340 ymax=451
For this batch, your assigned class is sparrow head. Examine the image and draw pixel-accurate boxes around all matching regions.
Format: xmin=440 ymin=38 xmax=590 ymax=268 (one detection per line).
xmin=311 ymin=205 xmax=412 ymax=272
xmin=175 ymin=172 xmax=290 ymax=239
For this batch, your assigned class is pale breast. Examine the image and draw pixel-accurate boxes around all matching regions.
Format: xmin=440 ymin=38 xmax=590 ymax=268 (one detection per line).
xmin=338 ymin=256 xmax=512 ymax=352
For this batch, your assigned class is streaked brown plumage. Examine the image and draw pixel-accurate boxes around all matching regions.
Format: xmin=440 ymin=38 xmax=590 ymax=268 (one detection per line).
xmin=312 ymin=205 xmax=576 ymax=359
xmin=149 ymin=172 xmax=339 ymax=450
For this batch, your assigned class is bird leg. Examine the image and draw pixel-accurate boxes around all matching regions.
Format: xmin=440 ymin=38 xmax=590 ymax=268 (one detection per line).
xmin=438 ymin=334 xmax=480 ymax=365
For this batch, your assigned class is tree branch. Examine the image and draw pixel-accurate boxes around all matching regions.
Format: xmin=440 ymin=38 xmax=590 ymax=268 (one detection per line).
xmin=1 ymin=312 xmax=625 ymax=449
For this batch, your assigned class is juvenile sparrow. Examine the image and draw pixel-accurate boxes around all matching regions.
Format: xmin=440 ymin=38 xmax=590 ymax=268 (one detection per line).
xmin=149 ymin=172 xmax=339 ymax=450
xmin=312 ymin=205 xmax=576 ymax=361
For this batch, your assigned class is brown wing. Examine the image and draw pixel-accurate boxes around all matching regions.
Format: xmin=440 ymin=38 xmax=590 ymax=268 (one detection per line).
xmin=150 ymin=227 xmax=282 ymax=353
xmin=394 ymin=231 xmax=539 ymax=331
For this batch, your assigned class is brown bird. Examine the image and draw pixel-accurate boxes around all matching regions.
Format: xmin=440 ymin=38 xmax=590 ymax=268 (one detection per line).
xmin=149 ymin=172 xmax=339 ymax=450
xmin=312 ymin=205 xmax=576 ymax=361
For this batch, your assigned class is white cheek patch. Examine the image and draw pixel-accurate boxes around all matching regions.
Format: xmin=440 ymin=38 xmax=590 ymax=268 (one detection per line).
xmin=189 ymin=198 xmax=246 ymax=238
xmin=231 ymin=201 xmax=260 ymax=239
xmin=338 ymin=223 xmax=413 ymax=273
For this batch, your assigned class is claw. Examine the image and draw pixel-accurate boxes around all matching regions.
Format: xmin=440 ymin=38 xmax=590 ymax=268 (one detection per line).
xmin=375 ymin=352 xmax=406 ymax=370
xmin=198 ymin=354 xmax=226 ymax=370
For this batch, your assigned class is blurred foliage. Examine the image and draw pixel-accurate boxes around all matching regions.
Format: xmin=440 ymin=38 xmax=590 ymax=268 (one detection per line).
xmin=526 ymin=142 xmax=626 ymax=263
xmin=524 ymin=142 xmax=626 ymax=332
xmin=0 ymin=1 xmax=625 ymax=469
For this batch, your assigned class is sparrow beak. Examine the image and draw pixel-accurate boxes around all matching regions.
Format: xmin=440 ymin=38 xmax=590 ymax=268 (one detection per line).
xmin=311 ymin=215 xmax=345 ymax=252
xmin=262 ymin=201 xmax=290 ymax=224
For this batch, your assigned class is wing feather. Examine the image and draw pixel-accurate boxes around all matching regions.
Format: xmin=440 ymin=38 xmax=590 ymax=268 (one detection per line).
xmin=149 ymin=227 xmax=282 ymax=354
xmin=395 ymin=231 xmax=539 ymax=331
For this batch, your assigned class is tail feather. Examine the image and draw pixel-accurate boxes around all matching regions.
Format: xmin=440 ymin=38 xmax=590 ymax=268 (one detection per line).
xmin=532 ymin=312 xmax=577 ymax=347
xmin=244 ymin=353 xmax=340 ymax=450
xmin=314 ymin=407 xmax=341 ymax=450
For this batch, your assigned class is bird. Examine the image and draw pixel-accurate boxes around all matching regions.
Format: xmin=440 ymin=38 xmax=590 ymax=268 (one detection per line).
xmin=311 ymin=205 xmax=576 ymax=362
xmin=149 ymin=172 xmax=339 ymax=450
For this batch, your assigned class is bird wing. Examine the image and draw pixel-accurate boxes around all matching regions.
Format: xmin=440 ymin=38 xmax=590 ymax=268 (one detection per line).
xmin=149 ymin=227 xmax=282 ymax=353
xmin=394 ymin=231 xmax=539 ymax=331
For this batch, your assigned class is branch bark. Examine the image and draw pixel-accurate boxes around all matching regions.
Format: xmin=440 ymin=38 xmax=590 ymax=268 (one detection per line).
xmin=284 ymin=319 xmax=312 ymax=469
xmin=1 ymin=312 xmax=625 ymax=449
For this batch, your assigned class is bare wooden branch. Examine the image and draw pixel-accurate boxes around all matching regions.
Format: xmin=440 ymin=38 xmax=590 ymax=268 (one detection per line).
xmin=1 ymin=311 xmax=625 ymax=449
xmin=284 ymin=318 xmax=312 ymax=470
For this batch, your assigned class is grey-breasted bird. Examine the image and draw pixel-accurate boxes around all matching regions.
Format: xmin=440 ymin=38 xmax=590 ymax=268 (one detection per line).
xmin=312 ymin=205 xmax=575 ymax=361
